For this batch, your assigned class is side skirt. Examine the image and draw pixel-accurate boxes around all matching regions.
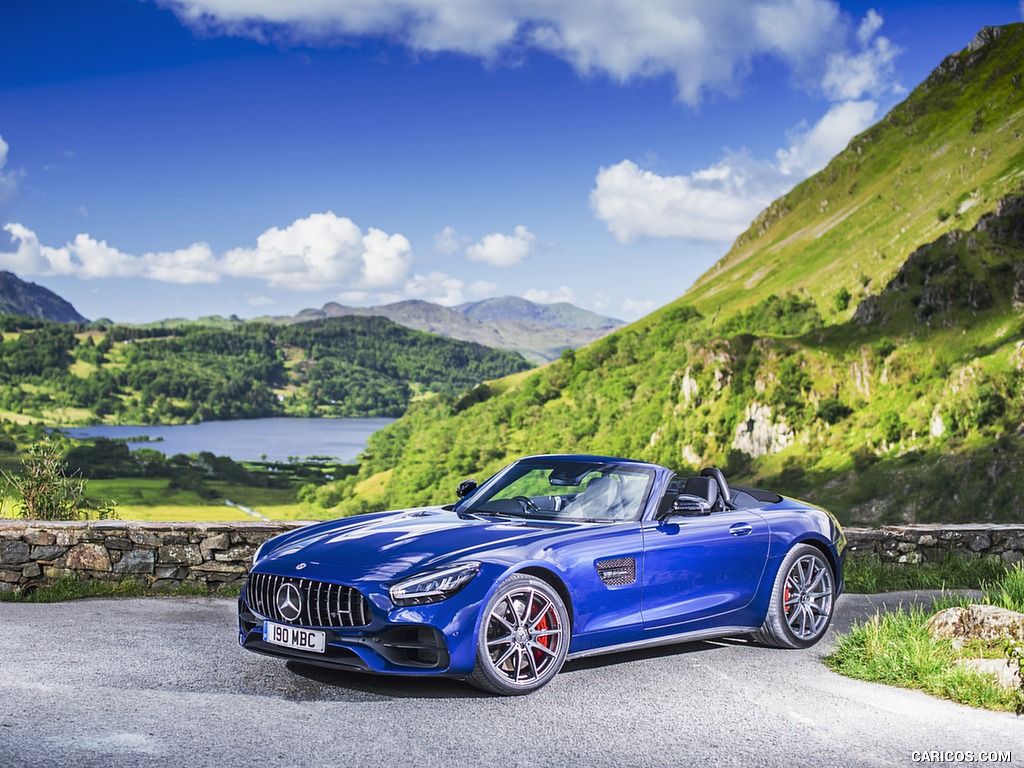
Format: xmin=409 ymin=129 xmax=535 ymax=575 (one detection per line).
xmin=565 ymin=625 xmax=758 ymax=661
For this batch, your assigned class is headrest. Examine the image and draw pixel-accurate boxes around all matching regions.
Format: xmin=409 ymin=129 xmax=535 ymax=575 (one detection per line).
xmin=682 ymin=476 xmax=718 ymax=506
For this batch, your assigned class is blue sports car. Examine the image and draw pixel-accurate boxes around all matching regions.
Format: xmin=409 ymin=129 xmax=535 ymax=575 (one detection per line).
xmin=238 ymin=454 xmax=846 ymax=694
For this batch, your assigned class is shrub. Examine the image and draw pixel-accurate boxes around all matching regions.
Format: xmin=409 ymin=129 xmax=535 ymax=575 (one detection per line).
xmin=880 ymin=410 xmax=904 ymax=444
xmin=833 ymin=287 xmax=851 ymax=312
xmin=817 ymin=397 xmax=853 ymax=425
xmin=1 ymin=438 xmax=117 ymax=520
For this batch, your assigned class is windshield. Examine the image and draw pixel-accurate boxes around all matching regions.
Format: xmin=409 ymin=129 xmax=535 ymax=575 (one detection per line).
xmin=460 ymin=459 xmax=654 ymax=522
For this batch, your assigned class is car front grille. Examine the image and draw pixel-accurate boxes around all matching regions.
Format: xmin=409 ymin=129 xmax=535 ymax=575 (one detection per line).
xmin=246 ymin=572 xmax=372 ymax=628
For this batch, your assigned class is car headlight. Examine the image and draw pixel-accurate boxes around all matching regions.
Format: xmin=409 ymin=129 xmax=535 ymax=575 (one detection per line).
xmin=389 ymin=562 xmax=481 ymax=606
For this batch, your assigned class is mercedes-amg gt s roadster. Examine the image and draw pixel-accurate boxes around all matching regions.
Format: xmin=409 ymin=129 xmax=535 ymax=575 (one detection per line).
xmin=238 ymin=454 xmax=846 ymax=694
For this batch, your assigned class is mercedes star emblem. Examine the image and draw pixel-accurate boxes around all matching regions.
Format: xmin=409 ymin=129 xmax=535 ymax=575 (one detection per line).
xmin=275 ymin=582 xmax=303 ymax=622
xmin=295 ymin=563 xmax=307 ymax=570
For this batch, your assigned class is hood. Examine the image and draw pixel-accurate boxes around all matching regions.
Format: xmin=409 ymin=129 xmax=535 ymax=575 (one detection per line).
xmin=255 ymin=506 xmax=578 ymax=584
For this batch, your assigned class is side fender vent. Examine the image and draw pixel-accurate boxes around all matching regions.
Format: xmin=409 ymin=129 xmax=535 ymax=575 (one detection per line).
xmin=596 ymin=557 xmax=636 ymax=586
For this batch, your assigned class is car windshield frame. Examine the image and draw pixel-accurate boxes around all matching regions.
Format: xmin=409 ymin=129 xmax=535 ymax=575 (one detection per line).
xmin=456 ymin=458 xmax=656 ymax=523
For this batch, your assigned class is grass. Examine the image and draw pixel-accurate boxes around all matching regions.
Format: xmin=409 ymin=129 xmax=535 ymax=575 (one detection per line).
xmin=826 ymin=562 xmax=1024 ymax=712
xmin=83 ymin=477 xmax=319 ymax=522
xmin=844 ymin=553 xmax=1009 ymax=594
xmin=0 ymin=576 xmax=241 ymax=603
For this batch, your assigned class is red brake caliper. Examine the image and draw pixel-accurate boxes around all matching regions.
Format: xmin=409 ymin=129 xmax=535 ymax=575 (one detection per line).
xmin=783 ymin=585 xmax=792 ymax=616
xmin=534 ymin=611 xmax=550 ymax=662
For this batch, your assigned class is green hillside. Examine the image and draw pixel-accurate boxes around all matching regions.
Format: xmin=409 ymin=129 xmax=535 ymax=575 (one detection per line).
xmin=0 ymin=316 xmax=529 ymax=425
xmin=320 ymin=24 xmax=1024 ymax=525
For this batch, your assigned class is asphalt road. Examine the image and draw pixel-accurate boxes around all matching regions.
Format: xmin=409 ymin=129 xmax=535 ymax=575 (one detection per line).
xmin=1 ymin=592 xmax=1021 ymax=768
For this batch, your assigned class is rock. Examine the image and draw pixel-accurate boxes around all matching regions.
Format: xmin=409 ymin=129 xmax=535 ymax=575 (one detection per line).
xmin=213 ymin=545 xmax=254 ymax=563
xmin=918 ymin=534 xmax=937 ymax=547
xmin=1003 ymin=551 xmax=1024 ymax=566
xmin=30 ymin=545 xmax=66 ymax=561
xmin=55 ymin=530 xmax=80 ymax=547
xmin=927 ymin=604 xmax=1024 ymax=645
xmin=199 ymin=533 xmax=231 ymax=558
xmin=128 ymin=529 xmax=160 ymax=548
xmin=0 ymin=540 xmax=30 ymax=565
xmin=105 ymin=537 xmax=132 ymax=551
xmin=0 ymin=569 xmax=22 ymax=583
xmin=731 ymin=402 xmax=794 ymax=458
xmin=65 ymin=543 xmax=112 ymax=572
xmin=23 ymin=531 xmax=55 ymax=546
xmin=155 ymin=566 xmax=189 ymax=580
xmin=22 ymin=562 xmax=41 ymax=579
xmin=113 ymin=549 xmax=155 ymax=575
xmin=969 ymin=534 xmax=992 ymax=552
xmin=967 ymin=26 xmax=1004 ymax=53
xmin=956 ymin=658 xmax=1021 ymax=690
xmin=157 ymin=544 xmax=202 ymax=565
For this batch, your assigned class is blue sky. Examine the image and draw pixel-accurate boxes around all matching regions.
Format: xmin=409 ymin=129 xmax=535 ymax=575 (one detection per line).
xmin=0 ymin=0 xmax=1020 ymax=323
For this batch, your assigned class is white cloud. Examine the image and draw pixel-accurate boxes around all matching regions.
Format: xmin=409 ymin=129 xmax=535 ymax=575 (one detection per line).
xmin=822 ymin=10 xmax=901 ymax=101
xmin=591 ymin=151 xmax=782 ymax=243
xmin=523 ymin=285 xmax=575 ymax=305
xmin=0 ymin=135 xmax=21 ymax=204
xmin=775 ymin=99 xmax=878 ymax=176
xmin=0 ymin=224 xmax=221 ymax=283
xmin=465 ymin=225 xmax=535 ymax=267
xmin=404 ymin=271 xmax=465 ymax=305
xmin=0 ymin=212 xmax=414 ymax=290
xmin=246 ymin=295 xmax=274 ymax=307
xmin=223 ymin=212 xmax=412 ymax=290
xmin=469 ymin=279 xmax=497 ymax=296
xmin=157 ymin=0 xmax=849 ymax=105
xmin=622 ymin=297 xmax=656 ymax=317
xmin=591 ymin=11 xmax=898 ymax=245
xmin=433 ymin=225 xmax=466 ymax=256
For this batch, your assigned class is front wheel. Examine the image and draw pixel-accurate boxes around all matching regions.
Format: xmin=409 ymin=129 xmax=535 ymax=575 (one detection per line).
xmin=753 ymin=544 xmax=835 ymax=649
xmin=468 ymin=574 xmax=570 ymax=695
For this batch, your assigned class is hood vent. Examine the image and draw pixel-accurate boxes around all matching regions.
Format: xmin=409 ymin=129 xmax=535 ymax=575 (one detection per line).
xmin=596 ymin=557 xmax=636 ymax=586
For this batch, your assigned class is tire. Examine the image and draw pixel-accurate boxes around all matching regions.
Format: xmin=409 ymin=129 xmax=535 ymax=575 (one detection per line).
xmin=753 ymin=543 xmax=835 ymax=649
xmin=468 ymin=573 xmax=570 ymax=695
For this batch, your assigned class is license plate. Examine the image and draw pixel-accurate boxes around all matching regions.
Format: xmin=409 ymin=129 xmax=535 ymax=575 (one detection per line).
xmin=263 ymin=621 xmax=326 ymax=653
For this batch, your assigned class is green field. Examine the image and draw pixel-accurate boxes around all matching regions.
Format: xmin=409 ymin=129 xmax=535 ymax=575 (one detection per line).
xmin=83 ymin=478 xmax=332 ymax=522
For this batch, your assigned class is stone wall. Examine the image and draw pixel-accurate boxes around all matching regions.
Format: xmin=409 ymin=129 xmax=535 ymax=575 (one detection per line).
xmin=0 ymin=520 xmax=306 ymax=594
xmin=0 ymin=520 xmax=1022 ymax=594
xmin=844 ymin=524 xmax=1024 ymax=566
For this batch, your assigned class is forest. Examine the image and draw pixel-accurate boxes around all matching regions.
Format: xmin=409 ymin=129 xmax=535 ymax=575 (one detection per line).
xmin=0 ymin=315 xmax=529 ymax=425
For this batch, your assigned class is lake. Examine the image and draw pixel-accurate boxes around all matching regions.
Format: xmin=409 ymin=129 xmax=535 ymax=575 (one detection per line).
xmin=57 ymin=417 xmax=396 ymax=463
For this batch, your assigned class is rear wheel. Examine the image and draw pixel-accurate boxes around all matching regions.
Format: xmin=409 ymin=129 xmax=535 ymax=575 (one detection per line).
xmin=753 ymin=544 xmax=835 ymax=649
xmin=468 ymin=574 xmax=570 ymax=695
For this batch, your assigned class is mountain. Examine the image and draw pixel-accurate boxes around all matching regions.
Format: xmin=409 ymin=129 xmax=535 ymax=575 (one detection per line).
xmin=456 ymin=297 xmax=621 ymax=330
xmin=317 ymin=24 xmax=1024 ymax=526
xmin=277 ymin=297 xmax=624 ymax=365
xmin=0 ymin=271 xmax=87 ymax=323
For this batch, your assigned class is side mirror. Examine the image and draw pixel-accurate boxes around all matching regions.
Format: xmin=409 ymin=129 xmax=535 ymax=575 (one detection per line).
xmin=669 ymin=494 xmax=711 ymax=517
xmin=456 ymin=478 xmax=478 ymax=498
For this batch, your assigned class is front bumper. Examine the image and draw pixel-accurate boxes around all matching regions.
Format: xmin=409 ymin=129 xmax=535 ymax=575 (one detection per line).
xmin=237 ymin=574 xmax=493 ymax=678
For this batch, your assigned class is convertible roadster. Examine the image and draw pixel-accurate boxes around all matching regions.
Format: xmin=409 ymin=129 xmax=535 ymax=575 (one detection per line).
xmin=238 ymin=454 xmax=846 ymax=694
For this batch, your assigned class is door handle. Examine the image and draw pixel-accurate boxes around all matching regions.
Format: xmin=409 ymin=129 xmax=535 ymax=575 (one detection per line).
xmin=729 ymin=523 xmax=753 ymax=537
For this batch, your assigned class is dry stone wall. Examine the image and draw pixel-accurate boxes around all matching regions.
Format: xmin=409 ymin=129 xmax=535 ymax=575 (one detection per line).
xmin=0 ymin=520 xmax=1022 ymax=594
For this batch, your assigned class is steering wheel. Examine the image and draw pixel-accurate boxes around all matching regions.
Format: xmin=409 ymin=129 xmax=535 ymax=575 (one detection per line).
xmin=513 ymin=495 xmax=540 ymax=515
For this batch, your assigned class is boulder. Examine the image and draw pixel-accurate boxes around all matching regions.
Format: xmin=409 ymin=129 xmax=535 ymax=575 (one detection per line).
xmin=64 ymin=543 xmax=112 ymax=572
xmin=927 ymin=604 xmax=1024 ymax=646
xmin=955 ymin=658 xmax=1021 ymax=690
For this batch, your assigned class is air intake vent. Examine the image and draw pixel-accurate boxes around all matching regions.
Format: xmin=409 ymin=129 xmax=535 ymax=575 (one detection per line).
xmin=246 ymin=573 xmax=372 ymax=628
xmin=596 ymin=557 xmax=636 ymax=586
